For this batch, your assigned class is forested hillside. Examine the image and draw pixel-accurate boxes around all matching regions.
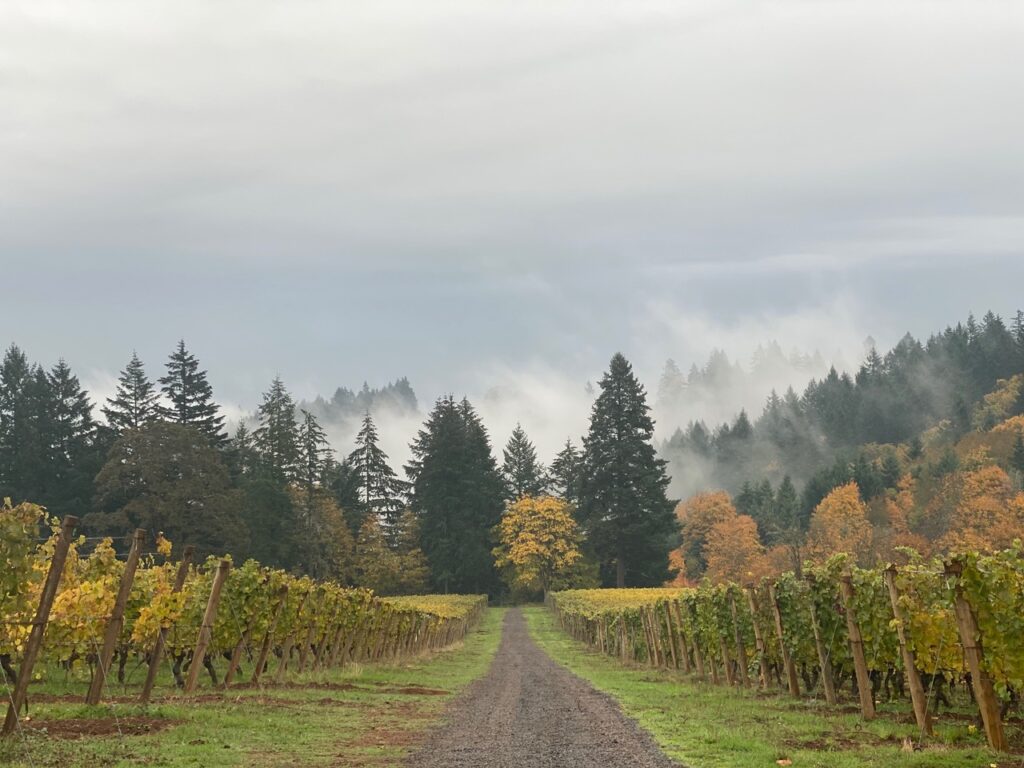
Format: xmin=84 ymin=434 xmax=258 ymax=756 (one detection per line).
xmin=666 ymin=310 xmax=1024 ymax=583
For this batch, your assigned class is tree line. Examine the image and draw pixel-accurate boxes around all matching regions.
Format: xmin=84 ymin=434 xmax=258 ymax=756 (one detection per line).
xmin=0 ymin=343 xmax=677 ymax=595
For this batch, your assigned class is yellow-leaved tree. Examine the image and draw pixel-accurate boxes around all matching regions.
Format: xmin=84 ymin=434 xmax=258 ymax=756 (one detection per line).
xmin=493 ymin=496 xmax=582 ymax=595
xmin=805 ymin=482 xmax=874 ymax=564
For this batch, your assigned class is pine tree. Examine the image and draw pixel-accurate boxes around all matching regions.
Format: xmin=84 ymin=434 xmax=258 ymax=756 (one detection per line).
xmin=500 ymin=423 xmax=547 ymax=501
xmin=296 ymin=409 xmax=333 ymax=490
xmin=549 ymin=439 xmax=582 ymax=504
xmin=0 ymin=345 xmax=33 ymax=499
xmin=159 ymin=340 xmax=225 ymax=446
xmin=228 ymin=422 xmax=257 ymax=477
xmin=406 ymin=396 xmax=504 ymax=594
xmin=577 ymin=353 xmax=677 ymax=587
xmin=345 ymin=412 xmax=408 ymax=541
xmin=253 ymin=376 xmax=300 ymax=480
xmin=47 ymin=359 xmax=99 ymax=517
xmin=102 ymin=352 xmax=164 ymax=432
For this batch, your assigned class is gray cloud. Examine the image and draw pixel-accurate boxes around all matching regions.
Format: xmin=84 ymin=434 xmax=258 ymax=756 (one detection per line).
xmin=1 ymin=0 xmax=1023 ymax=464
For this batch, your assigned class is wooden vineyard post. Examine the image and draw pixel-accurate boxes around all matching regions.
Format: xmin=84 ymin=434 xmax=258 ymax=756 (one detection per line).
xmin=184 ymin=559 xmax=231 ymax=694
xmin=86 ymin=528 xmax=146 ymax=705
xmin=645 ymin=607 xmax=662 ymax=667
xmin=838 ymin=572 xmax=875 ymax=720
xmin=745 ymin=585 xmax=769 ymax=689
xmin=141 ymin=544 xmax=194 ymax=704
xmin=275 ymin=589 xmax=310 ymax=682
xmin=882 ymin=567 xmax=932 ymax=737
xmin=3 ymin=515 xmax=78 ymax=737
xmin=670 ymin=601 xmax=691 ymax=674
xmin=718 ymin=634 xmax=735 ymax=686
xmin=805 ymin=583 xmax=838 ymax=706
xmin=223 ymin=627 xmax=251 ymax=686
xmin=661 ymin=605 xmax=678 ymax=669
xmin=768 ymin=583 xmax=800 ymax=697
xmin=252 ymin=585 xmax=288 ymax=685
xmin=686 ymin=604 xmax=707 ymax=681
xmin=728 ymin=593 xmax=750 ymax=688
xmin=944 ymin=560 xmax=1008 ymax=752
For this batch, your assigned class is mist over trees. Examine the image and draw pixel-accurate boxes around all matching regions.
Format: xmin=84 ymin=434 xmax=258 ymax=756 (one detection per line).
xmin=2 ymin=307 xmax=1022 ymax=596
xmin=660 ymin=310 xmax=1024 ymax=503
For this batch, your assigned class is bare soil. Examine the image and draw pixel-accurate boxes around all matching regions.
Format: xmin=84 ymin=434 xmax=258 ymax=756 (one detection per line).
xmin=405 ymin=609 xmax=680 ymax=768
xmin=22 ymin=716 xmax=178 ymax=739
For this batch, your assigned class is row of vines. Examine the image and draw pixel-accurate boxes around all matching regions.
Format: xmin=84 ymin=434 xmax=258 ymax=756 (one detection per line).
xmin=549 ymin=546 xmax=1024 ymax=752
xmin=0 ymin=502 xmax=486 ymax=736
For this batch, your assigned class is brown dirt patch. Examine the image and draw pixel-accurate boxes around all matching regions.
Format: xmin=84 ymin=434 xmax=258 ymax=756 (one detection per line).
xmin=22 ymin=716 xmax=179 ymax=740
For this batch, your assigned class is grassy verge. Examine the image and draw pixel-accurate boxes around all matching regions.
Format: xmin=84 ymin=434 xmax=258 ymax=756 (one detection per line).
xmin=522 ymin=606 xmax=1014 ymax=768
xmin=0 ymin=607 xmax=504 ymax=768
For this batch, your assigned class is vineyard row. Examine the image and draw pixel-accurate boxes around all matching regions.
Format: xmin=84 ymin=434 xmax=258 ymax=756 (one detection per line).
xmin=0 ymin=505 xmax=486 ymax=737
xmin=549 ymin=546 xmax=1024 ymax=753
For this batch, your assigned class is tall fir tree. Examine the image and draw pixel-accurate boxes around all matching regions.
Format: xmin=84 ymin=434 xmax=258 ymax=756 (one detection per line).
xmin=296 ymin=409 xmax=333 ymax=490
xmin=500 ymin=423 xmax=547 ymax=501
xmin=102 ymin=352 xmax=164 ymax=432
xmin=406 ymin=396 xmax=504 ymax=594
xmin=47 ymin=359 xmax=99 ymax=518
xmin=577 ymin=353 xmax=677 ymax=587
xmin=253 ymin=376 xmax=300 ymax=481
xmin=159 ymin=340 xmax=225 ymax=446
xmin=345 ymin=413 xmax=408 ymax=541
xmin=549 ymin=439 xmax=582 ymax=505
xmin=0 ymin=345 xmax=33 ymax=500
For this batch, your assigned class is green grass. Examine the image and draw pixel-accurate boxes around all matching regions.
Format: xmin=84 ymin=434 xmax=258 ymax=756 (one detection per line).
xmin=522 ymin=606 xmax=1016 ymax=768
xmin=0 ymin=608 xmax=505 ymax=768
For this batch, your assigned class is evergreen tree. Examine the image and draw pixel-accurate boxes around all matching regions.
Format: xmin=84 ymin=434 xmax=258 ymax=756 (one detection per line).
xmin=102 ymin=352 xmax=164 ymax=432
xmin=159 ymin=340 xmax=225 ymax=446
xmin=345 ymin=412 xmax=408 ymax=540
xmin=549 ymin=439 xmax=582 ymax=504
xmin=228 ymin=422 xmax=257 ymax=478
xmin=253 ymin=376 xmax=300 ymax=480
xmin=406 ymin=396 xmax=504 ymax=594
xmin=296 ymin=409 xmax=333 ymax=490
xmin=47 ymin=359 xmax=99 ymax=518
xmin=89 ymin=422 xmax=248 ymax=558
xmin=576 ymin=353 xmax=677 ymax=587
xmin=325 ymin=457 xmax=366 ymax=534
xmin=0 ymin=346 xmax=34 ymax=500
xmin=500 ymin=423 xmax=547 ymax=501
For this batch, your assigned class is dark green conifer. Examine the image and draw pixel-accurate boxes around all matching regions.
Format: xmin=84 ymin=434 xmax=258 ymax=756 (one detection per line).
xmin=576 ymin=353 xmax=676 ymax=587
xmin=159 ymin=340 xmax=225 ymax=446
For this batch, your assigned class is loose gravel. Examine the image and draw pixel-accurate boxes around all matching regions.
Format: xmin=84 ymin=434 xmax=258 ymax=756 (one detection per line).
xmin=406 ymin=608 xmax=680 ymax=768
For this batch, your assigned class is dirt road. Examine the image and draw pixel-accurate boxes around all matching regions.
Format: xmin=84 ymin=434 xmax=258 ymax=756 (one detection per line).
xmin=406 ymin=609 xmax=678 ymax=768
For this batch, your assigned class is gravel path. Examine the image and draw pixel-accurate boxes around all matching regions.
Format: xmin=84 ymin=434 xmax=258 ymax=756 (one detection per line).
xmin=405 ymin=608 xmax=679 ymax=768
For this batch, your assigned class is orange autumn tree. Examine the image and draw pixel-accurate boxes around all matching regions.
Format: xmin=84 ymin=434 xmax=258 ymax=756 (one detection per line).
xmin=877 ymin=474 xmax=931 ymax=560
xmin=937 ymin=465 xmax=1024 ymax=553
xmin=676 ymin=491 xmax=738 ymax=580
xmin=805 ymin=482 xmax=873 ymax=564
xmin=703 ymin=513 xmax=768 ymax=584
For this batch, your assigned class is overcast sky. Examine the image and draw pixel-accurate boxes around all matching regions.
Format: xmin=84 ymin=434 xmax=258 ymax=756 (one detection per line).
xmin=2 ymin=0 xmax=1023 ymax=457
